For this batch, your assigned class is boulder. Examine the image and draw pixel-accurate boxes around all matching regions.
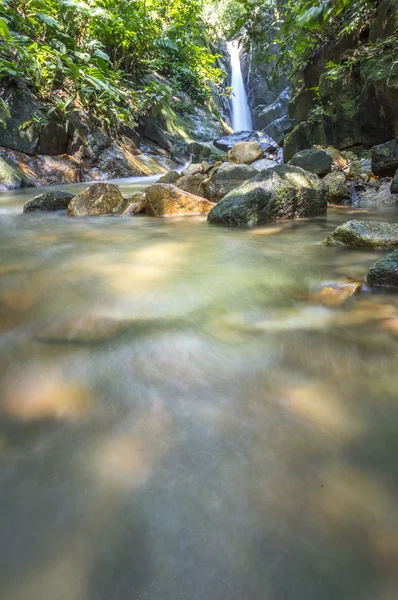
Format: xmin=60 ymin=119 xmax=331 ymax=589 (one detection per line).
xmin=371 ymin=137 xmax=398 ymax=176
xmin=158 ymin=170 xmax=182 ymax=184
xmin=121 ymin=192 xmax=147 ymax=216
xmin=323 ymin=171 xmax=348 ymax=203
xmin=289 ymin=149 xmax=332 ymax=177
xmin=367 ymin=250 xmax=398 ymax=288
xmin=391 ymin=169 xmax=398 ymax=194
xmin=251 ymin=158 xmax=278 ymax=171
xmin=358 ymin=184 xmax=398 ymax=207
xmin=182 ymin=163 xmax=202 ymax=176
xmin=67 ymin=183 xmax=125 ymax=217
xmin=264 ymin=116 xmax=298 ymax=146
xmin=0 ymin=157 xmax=24 ymax=191
xmin=207 ymin=164 xmax=328 ymax=227
xmin=283 ymin=122 xmax=313 ymax=163
xmin=203 ymin=163 xmax=257 ymax=202
xmin=145 ymin=184 xmax=215 ymax=217
xmin=227 ymin=141 xmax=264 ymax=165
xmin=187 ymin=141 xmax=224 ymax=163
xmin=324 ymin=220 xmax=398 ymax=249
xmin=176 ymin=172 xmax=207 ymax=197
xmin=214 ymin=131 xmax=278 ymax=154
xmin=23 ymin=190 xmax=75 ymax=213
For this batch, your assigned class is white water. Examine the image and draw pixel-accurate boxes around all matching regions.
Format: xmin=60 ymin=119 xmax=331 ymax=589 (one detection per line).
xmin=227 ymin=40 xmax=253 ymax=132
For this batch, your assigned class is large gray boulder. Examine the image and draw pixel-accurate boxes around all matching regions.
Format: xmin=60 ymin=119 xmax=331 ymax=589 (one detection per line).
xmin=289 ymin=149 xmax=332 ymax=177
xmin=214 ymin=131 xmax=278 ymax=154
xmin=207 ymin=164 xmax=327 ymax=227
xmin=367 ymin=250 xmax=398 ymax=288
xmin=67 ymin=183 xmax=125 ymax=216
xmin=203 ymin=163 xmax=257 ymax=202
xmin=23 ymin=190 xmax=75 ymax=213
xmin=324 ymin=220 xmax=398 ymax=249
xmin=371 ymin=137 xmax=398 ymax=176
xmin=323 ymin=171 xmax=348 ymax=203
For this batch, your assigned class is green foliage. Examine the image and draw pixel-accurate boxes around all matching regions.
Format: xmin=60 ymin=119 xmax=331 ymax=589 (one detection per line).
xmin=0 ymin=0 xmax=225 ymax=132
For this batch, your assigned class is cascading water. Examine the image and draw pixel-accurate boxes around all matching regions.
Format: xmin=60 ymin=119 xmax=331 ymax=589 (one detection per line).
xmin=227 ymin=40 xmax=253 ymax=132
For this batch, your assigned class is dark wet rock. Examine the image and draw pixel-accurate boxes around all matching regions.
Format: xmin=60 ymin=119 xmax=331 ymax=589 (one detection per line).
xmin=187 ymin=141 xmax=224 ymax=163
xmin=203 ymin=163 xmax=257 ymax=202
xmin=158 ymin=170 xmax=182 ymax=184
xmin=264 ymin=115 xmax=298 ymax=146
xmin=367 ymin=250 xmax=398 ymax=288
xmin=283 ymin=122 xmax=313 ymax=163
xmin=324 ymin=220 xmax=398 ymax=249
xmin=176 ymin=172 xmax=207 ymax=198
xmin=390 ymin=169 xmax=398 ymax=194
xmin=289 ymin=149 xmax=332 ymax=177
xmin=227 ymin=141 xmax=264 ymax=165
xmin=0 ymin=158 xmax=24 ymax=191
xmin=67 ymin=183 xmax=125 ymax=217
xmin=371 ymin=138 xmax=398 ymax=177
xmin=145 ymin=183 xmax=215 ymax=216
xmin=121 ymin=192 xmax=147 ymax=216
xmin=37 ymin=316 xmax=132 ymax=344
xmin=23 ymin=190 xmax=75 ymax=213
xmin=208 ymin=164 xmax=327 ymax=227
xmin=214 ymin=131 xmax=278 ymax=154
xmin=323 ymin=172 xmax=348 ymax=203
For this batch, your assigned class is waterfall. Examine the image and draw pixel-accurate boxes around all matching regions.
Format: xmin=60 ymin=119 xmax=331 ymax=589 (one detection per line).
xmin=227 ymin=41 xmax=253 ymax=132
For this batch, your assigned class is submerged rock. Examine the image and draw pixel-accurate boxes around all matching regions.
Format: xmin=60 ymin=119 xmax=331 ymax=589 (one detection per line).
xmin=305 ymin=281 xmax=362 ymax=307
xmin=23 ymin=190 xmax=75 ymax=213
xmin=158 ymin=170 xmax=182 ymax=184
xmin=67 ymin=183 xmax=125 ymax=217
xmin=145 ymin=183 xmax=215 ymax=216
xmin=289 ymin=149 xmax=332 ymax=177
xmin=323 ymin=171 xmax=348 ymax=203
xmin=227 ymin=141 xmax=264 ymax=165
xmin=207 ymin=164 xmax=327 ymax=227
xmin=367 ymin=251 xmax=398 ymax=288
xmin=203 ymin=163 xmax=257 ymax=202
xmin=371 ymin=137 xmax=398 ymax=177
xmin=324 ymin=220 xmax=398 ymax=249
xmin=214 ymin=131 xmax=278 ymax=154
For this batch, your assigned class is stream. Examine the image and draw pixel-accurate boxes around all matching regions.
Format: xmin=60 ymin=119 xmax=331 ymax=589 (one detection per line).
xmin=1 ymin=181 xmax=398 ymax=599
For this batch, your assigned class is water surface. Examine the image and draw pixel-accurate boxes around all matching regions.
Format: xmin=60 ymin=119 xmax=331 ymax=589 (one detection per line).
xmin=1 ymin=184 xmax=398 ymax=600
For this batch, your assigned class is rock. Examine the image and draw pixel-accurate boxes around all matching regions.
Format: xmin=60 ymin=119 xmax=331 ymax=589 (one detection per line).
xmin=324 ymin=147 xmax=349 ymax=169
xmin=289 ymin=149 xmax=332 ymax=177
xmin=0 ymin=157 xmax=24 ymax=191
xmin=227 ymin=142 xmax=264 ymax=165
xmin=203 ymin=163 xmax=257 ymax=202
xmin=367 ymin=251 xmax=398 ymax=288
xmin=283 ymin=122 xmax=313 ymax=163
xmin=67 ymin=183 xmax=125 ymax=217
xmin=187 ymin=141 xmax=224 ymax=163
xmin=358 ymin=183 xmax=398 ymax=207
xmin=23 ymin=190 xmax=75 ymax=213
xmin=264 ymin=116 xmax=297 ymax=146
xmin=37 ymin=316 xmax=132 ymax=344
xmin=391 ymin=169 xmax=398 ymax=194
xmin=323 ymin=171 xmax=348 ymax=203
xmin=251 ymin=158 xmax=278 ymax=171
xmin=158 ymin=170 xmax=182 ymax=184
xmin=201 ymin=161 xmax=211 ymax=172
xmin=305 ymin=281 xmax=362 ymax=307
xmin=182 ymin=163 xmax=202 ymax=176
xmin=371 ymin=138 xmax=398 ymax=176
xmin=324 ymin=220 xmax=398 ymax=249
xmin=176 ymin=172 xmax=207 ymax=197
xmin=207 ymin=164 xmax=328 ymax=227
xmin=145 ymin=184 xmax=215 ymax=216
xmin=121 ymin=192 xmax=147 ymax=216
xmin=214 ymin=131 xmax=278 ymax=154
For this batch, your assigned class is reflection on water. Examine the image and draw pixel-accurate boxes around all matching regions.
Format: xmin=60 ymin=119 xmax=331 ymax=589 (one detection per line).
xmin=0 ymin=186 xmax=398 ymax=600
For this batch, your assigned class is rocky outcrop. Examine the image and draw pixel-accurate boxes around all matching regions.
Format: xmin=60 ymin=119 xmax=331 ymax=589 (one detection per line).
xmin=208 ymin=164 xmax=327 ymax=226
xmin=324 ymin=220 xmax=398 ymax=249
xmin=227 ymin=141 xmax=264 ymax=165
xmin=371 ymin=137 xmax=398 ymax=176
xmin=67 ymin=183 xmax=125 ymax=217
xmin=145 ymin=184 xmax=215 ymax=216
xmin=367 ymin=250 xmax=398 ymax=287
xmin=23 ymin=190 xmax=75 ymax=213
xmin=289 ymin=149 xmax=332 ymax=177
xmin=323 ymin=171 xmax=348 ymax=203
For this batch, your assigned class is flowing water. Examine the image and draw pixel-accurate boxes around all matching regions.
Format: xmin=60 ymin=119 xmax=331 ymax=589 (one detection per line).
xmin=227 ymin=41 xmax=254 ymax=132
xmin=1 ymin=182 xmax=398 ymax=600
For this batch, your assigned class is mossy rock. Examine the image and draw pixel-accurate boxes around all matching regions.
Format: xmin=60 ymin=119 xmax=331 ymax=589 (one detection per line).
xmin=23 ymin=190 xmax=75 ymax=213
xmin=324 ymin=220 xmax=398 ymax=249
xmin=367 ymin=250 xmax=398 ymax=287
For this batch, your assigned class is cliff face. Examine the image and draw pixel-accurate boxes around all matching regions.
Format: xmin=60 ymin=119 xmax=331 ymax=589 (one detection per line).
xmin=284 ymin=0 xmax=398 ymax=160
